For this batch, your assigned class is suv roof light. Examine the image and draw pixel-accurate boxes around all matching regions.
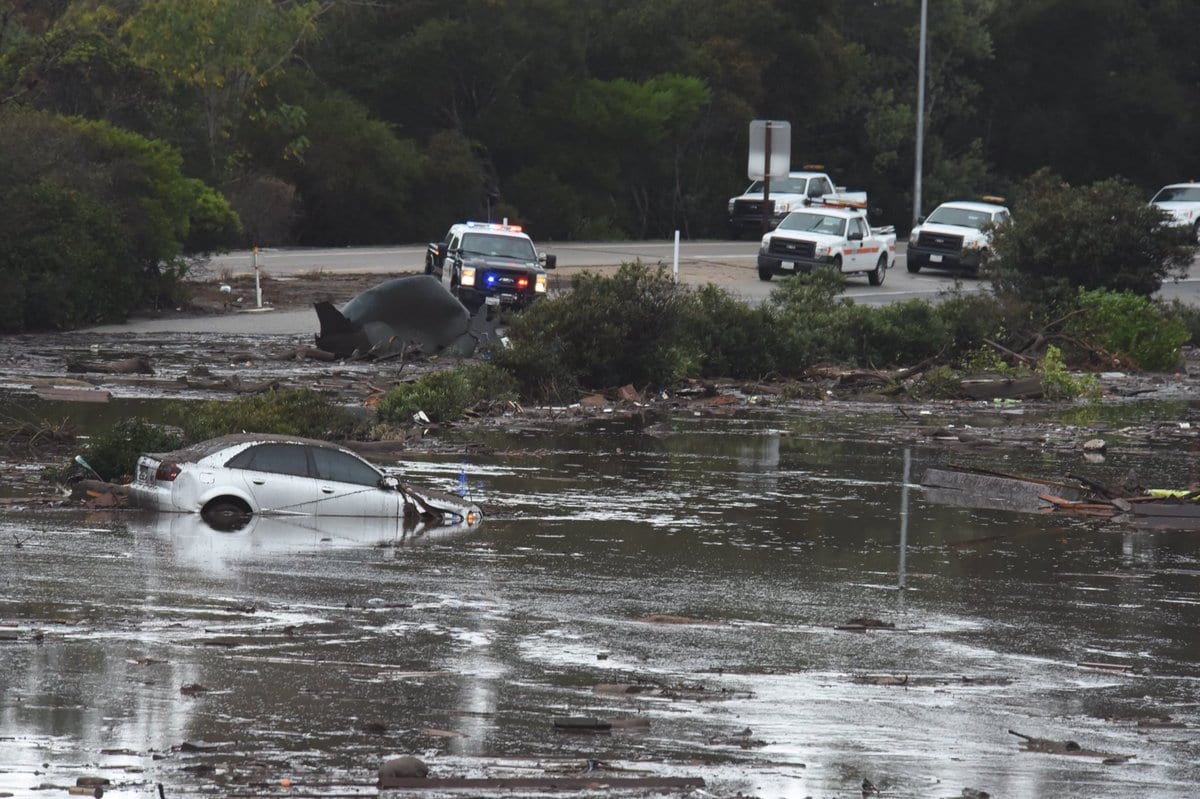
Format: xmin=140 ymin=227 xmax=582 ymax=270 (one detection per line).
xmin=980 ymin=195 xmax=1006 ymax=204
xmin=465 ymin=221 xmax=524 ymax=233
xmin=801 ymin=164 xmax=825 ymax=171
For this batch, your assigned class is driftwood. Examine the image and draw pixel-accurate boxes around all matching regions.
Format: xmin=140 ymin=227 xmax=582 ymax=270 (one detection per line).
xmin=958 ymin=374 xmax=1043 ymax=400
xmin=983 ymin=337 xmax=1035 ymax=367
xmin=922 ymin=467 xmax=1083 ymax=513
xmin=1008 ymin=729 xmax=1132 ymax=763
xmin=65 ymin=356 xmax=153 ymax=375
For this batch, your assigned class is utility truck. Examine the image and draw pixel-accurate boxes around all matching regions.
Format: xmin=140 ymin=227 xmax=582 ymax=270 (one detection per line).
xmin=727 ymin=166 xmax=867 ymax=237
xmin=756 ymin=199 xmax=895 ymax=285
xmin=907 ymin=197 xmax=1010 ymax=274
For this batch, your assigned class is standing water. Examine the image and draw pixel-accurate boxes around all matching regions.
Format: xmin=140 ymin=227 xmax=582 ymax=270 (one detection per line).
xmin=1 ymin=405 xmax=1198 ymax=797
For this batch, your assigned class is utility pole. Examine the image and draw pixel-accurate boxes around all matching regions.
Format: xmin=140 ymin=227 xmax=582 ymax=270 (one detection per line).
xmin=913 ymin=0 xmax=928 ymax=229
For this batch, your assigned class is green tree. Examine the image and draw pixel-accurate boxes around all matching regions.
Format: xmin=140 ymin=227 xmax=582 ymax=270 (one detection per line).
xmin=989 ymin=168 xmax=1193 ymax=307
xmin=120 ymin=0 xmax=328 ymax=179
xmin=0 ymin=108 xmax=238 ymax=330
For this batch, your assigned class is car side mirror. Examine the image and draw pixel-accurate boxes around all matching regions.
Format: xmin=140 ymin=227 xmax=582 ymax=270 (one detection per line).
xmin=917 ymin=215 xmax=926 ymax=224
xmin=848 ymin=231 xmax=864 ymax=241
xmin=380 ymin=475 xmax=399 ymax=491
xmin=436 ymin=243 xmax=448 ymax=259
xmin=543 ymin=253 xmax=557 ymax=270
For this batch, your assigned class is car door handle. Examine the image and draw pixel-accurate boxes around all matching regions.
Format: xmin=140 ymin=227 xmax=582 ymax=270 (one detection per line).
xmin=253 ymin=479 xmax=266 ymax=485
xmin=321 ymin=487 xmax=334 ymax=494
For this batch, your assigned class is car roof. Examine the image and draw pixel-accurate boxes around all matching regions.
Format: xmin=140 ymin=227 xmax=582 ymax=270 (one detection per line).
xmin=146 ymin=433 xmax=361 ymax=462
xmin=934 ymin=201 xmax=1008 ymax=212
xmin=1159 ymin=182 xmax=1197 ymax=190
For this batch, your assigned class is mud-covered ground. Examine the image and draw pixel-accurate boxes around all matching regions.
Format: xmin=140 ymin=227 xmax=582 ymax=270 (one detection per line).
xmin=1 ymin=267 xmax=1199 ymax=504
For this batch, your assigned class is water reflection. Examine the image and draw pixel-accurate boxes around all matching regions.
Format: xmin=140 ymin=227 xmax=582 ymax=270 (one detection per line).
xmin=2 ymin=411 xmax=1200 ymax=797
xmin=124 ymin=510 xmax=485 ymax=576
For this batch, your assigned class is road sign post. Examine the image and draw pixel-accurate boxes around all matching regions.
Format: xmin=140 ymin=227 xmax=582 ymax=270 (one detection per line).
xmin=748 ymin=120 xmax=791 ymax=234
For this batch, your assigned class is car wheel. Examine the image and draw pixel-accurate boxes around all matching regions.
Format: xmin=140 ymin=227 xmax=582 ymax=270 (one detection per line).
xmin=868 ymin=254 xmax=887 ymax=286
xmin=202 ymin=497 xmax=252 ymax=531
xmin=831 ymin=255 xmax=842 ymax=272
xmin=757 ymin=266 xmax=773 ymax=281
xmin=424 ymin=256 xmax=434 ymax=275
xmin=907 ymin=258 xmax=921 ymax=274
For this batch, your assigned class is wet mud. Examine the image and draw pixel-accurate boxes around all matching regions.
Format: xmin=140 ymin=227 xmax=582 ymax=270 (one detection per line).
xmin=3 ymin=400 xmax=1200 ymax=797
xmin=2 ymin=294 xmax=1200 ymax=796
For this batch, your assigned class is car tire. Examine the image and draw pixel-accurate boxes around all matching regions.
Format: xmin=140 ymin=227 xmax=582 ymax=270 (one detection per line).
xmin=201 ymin=497 xmax=252 ymax=531
xmin=907 ymin=258 xmax=921 ymax=274
xmin=831 ymin=255 xmax=842 ymax=272
xmin=868 ymin=254 xmax=887 ymax=286
xmin=424 ymin=256 xmax=434 ymax=275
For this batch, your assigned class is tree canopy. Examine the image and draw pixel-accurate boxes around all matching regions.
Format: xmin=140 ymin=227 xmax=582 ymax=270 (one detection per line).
xmin=1 ymin=0 xmax=1198 ymax=246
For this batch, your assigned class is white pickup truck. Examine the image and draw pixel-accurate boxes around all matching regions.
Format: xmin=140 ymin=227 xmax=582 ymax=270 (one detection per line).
xmin=756 ymin=200 xmax=896 ymax=285
xmin=907 ymin=197 xmax=1010 ymax=274
xmin=1150 ymin=182 xmax=1200 ymax=244
xmin=728 ymin=167 xmax=867 ymax=237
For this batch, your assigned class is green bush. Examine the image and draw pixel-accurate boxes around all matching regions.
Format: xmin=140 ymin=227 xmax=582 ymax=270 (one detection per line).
xmin=1038 ymin=344 xmax=1100 ymax=401
xmin=682 ymin=283 xmax=778 ymax=379
xmin=377 ymin=364 xmax=518 ymax=424
xmin=496 ymin=263 xmax=696 ymax=399
xmin=178 ymin=389 xmax=355 ymax=441
xmin=989 ymin=168 xmax=1193 ymax=308
xmin=1160 ymin=298 xmax=1200 ymax=349
xmin=83 ymin=418 xmax=185 ymax=483
xmin=1067 ymin=289 xmax=1189 ymax=371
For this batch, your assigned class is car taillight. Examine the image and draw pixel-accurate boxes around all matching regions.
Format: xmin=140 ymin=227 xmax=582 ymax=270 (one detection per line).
xmin=155 ymin=463 xmax=181 ymax=481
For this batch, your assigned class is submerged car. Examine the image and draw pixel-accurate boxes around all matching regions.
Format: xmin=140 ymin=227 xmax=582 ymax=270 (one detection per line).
xmin=129 ymin=434 xmax=481 ymax=528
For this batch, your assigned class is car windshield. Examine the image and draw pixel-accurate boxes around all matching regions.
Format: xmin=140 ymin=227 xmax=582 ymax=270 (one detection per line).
xmin=925 ymin=206 xmax=992 ymax=229
xmin=746 ymin=177 xmax=809 ymax=194
xmin=1152 ymin=186 xmax=1200 ymax=203
xmin=776 ymin=212 xmax=846 ymax=236
xmin=461 ymin=232 xmax=536 ymax=260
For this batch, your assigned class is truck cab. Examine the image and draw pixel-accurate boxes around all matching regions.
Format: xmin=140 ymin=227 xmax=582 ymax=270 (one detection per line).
xmin=907 ymin=198 xmax=1010 ymax=275
xmin=727 ymin=167 xmax=867 ymax=237
xmin=426 ymin=221 xmax=556 ymax=311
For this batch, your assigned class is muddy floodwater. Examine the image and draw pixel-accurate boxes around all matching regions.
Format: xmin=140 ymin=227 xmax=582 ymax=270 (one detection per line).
xmin=3 ymin=402 xmax=1200 ymax=798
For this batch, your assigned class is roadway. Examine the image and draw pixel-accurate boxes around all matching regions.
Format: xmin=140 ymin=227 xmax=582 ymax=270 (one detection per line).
xmin=208 ymin=239 xmax=1200 ymax=307
xmin=83 ymin=240 xmax=1198 ymax=335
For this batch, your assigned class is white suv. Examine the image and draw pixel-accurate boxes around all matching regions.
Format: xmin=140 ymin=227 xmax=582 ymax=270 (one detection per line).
xmin=1150 ymin=182 xmax=1200 ymax=244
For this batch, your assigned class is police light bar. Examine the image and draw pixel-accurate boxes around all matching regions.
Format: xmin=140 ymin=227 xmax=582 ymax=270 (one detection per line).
xmin=465 ymin=221 xmax=524 ymax=233
xmin=801 ymin=164 xmax=825 ymax=171
xmin=980 ymin=195 xmax=1006 ymax=204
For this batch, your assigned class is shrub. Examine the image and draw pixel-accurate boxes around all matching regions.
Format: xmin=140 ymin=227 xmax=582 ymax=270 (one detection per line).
xmin=682 ymin=283 xmax=777 ymax=379
xmin=989 ymin=168 xmax=1193 ymax=308
xmin=1038 ymin=344 xmax=1100 ymax=401
xmin=1161 ymin=299 xmax=1200 ymax=348
xmin=177 ymin=389 xmax=355 ymax=441
xmin=83 ymin=418 xmax=185 ymax=482
xmin=1067 ymin=289 xmax=1189 ymax=371
xmin=496 ymin=263 xmax=695 ymax=399
xmin=377 ymin=364 xmax=518 ymax=424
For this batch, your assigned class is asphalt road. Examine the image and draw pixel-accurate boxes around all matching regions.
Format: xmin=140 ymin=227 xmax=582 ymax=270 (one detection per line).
xmin=207 ymin=239 xmax=1200 ymax=308
xmin=84 ymin=240 xmax=1198 ymax=335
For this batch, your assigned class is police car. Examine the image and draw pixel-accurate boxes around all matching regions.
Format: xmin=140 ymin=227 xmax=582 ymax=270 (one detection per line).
xmin=907 ymin=197 xmax=1010 ymax=275
xmin=425 ymin=221 xmax=556 ymax=310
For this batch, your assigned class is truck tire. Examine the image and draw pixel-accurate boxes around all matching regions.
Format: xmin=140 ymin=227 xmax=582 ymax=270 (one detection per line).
xmin=831 ymin=255 xmax=842 ymax=273
xmin=757 ymin=266 xmax=773 ymax=281
xmin=424 ymin=255 xmax=434 ymax=275
xmin=868 ymin=254 xmax=887 ymax=286
xmin=907 ymin=258 xmax=921 ymax=274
